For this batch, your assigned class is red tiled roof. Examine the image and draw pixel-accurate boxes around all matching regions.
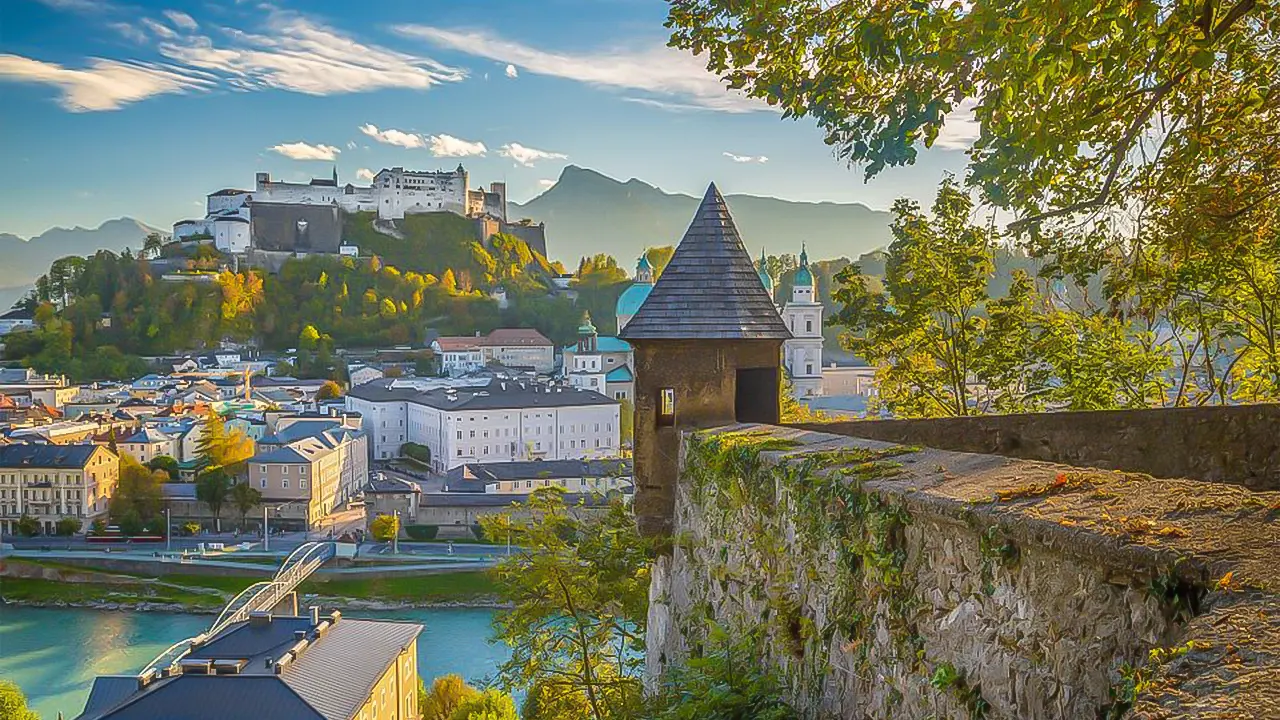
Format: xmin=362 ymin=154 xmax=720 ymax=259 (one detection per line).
xmin=435 ymin=329 xmax=552 ymax=351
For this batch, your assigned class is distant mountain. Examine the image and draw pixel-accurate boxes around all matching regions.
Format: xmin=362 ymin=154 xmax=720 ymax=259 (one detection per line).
xmin=509 ymin=166 xmax=893 ymax=266
xmin=0 ymin=218 xmax=164 ymax=307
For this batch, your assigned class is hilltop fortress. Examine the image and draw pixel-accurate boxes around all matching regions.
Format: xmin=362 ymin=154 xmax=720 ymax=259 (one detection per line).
xmin=174 ymin=165 xmax=546 ymax=257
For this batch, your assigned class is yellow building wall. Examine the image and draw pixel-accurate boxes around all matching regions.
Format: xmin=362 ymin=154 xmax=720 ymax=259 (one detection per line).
xmin=354 ymin=639 xmax=419 ymax=720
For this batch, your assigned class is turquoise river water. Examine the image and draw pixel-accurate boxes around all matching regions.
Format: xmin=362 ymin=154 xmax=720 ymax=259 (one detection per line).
xmin=0 ymin=605 xmax=508 ymax=719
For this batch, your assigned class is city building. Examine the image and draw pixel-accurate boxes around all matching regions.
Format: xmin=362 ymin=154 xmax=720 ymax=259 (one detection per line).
xmin=0 ymin=307 xmax=35 ymax=335
xmin=0 ymin=444 xmax=119 ymax=535
xmin=0 ymin=367 xmax=78 ymax=409
xmin=619 ymin=183 xmax=791 ymax=537
xmin=443 ymin=458 xmax=632 ymax=495
xmin=615 ymin=256 xmax=655 ymax=331
xmin=432 ymin=329 xmax=555 ymax=376
xmin=76 ymin=610 xmax=422 ymax=720
xmin=781 ymin=245 xmax=825 ymax=398
xmin=247 ymin=419 xmax=368 ymax=529
xmin=118 ymin=427 xmax=178 ymax=464
xmin=564 ymin=314 xmax=636 ymax=402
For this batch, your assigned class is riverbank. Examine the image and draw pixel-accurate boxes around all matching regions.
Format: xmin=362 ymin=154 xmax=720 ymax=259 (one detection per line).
xmin=0 ymin=558 xmax=504 ymax=613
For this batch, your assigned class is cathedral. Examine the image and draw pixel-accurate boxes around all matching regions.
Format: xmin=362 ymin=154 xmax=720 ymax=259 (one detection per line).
xmin=759 ymin=246 xmax=824 ymax=399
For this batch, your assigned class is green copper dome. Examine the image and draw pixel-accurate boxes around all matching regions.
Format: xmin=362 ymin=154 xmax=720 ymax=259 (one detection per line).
xmin=794 ymin=244 xmax=814 ymax=287
xmin=616 ymin=256 xmax=656 ymax=319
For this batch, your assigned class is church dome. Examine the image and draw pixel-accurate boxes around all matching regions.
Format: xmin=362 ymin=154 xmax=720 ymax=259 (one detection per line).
xmin=794 ymin=244 xmax=814 ymax=288
xmin=616 ymin=281 xmax=654 ymax=319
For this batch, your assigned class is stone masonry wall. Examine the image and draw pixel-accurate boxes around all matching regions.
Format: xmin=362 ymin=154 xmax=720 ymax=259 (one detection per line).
xmin=793 ymin=403 xmax=1280 ymax=490
xmin=646 ymin=424 xmax=1280 ymax=719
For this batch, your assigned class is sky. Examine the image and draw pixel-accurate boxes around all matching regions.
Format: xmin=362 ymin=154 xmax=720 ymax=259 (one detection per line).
xmin=0 ymin=0 xmax=974 ymax=240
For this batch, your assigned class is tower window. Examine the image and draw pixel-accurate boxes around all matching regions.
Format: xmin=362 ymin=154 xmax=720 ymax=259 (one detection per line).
xmin=806 ymin=320 xmax=813 ymax=333
xmin=657 ymin=388 xmax=676 ymax=427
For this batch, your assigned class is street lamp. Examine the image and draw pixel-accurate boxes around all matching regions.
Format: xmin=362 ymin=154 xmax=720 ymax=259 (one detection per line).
xmin=263 ymin=505 xmax=269 ymax=552
xmin=165 ymin=508 xmax=171 ymax=552
xmin=392 ymin=510 xmax=399 ymax=555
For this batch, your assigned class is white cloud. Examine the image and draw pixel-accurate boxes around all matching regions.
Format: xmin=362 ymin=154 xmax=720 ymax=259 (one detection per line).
xmin=162 ymin=10 xmax=199 ymax=32
xmin=723 ymin=152 xmax=768 ymax=164
xmin=359 ymin=123 xmax=426 ymax=149
xmin=498 ymin=142 xmax=567 ymax=167
xmin=108 ymin=22 xmax=148 ymax=44
xmin=356 ymin=168 xmax=376 ymax=181
xmin=0 ymin=54 xmax=210 ymax=111
xmin=141 ymin=18 xmax=178 ymax=39
xmin=932 ymin=99 xmax=981 ymax=150
xmin=269 ymin=141 xmax=340 ymax=161
xmin=396 ymin=25 xmax=765 ymax=113
xmin=158 ymin=9 xmax=466 ymax=96
xmin=35 ymin=0 xmax=112 ymax=13
xmin=428 ymin=134 xmax=487 ymax=157
xmin=505 ymin=63 xmax=518 ymax=79
xmin=537 ymin=178 xmax=556 ymax=189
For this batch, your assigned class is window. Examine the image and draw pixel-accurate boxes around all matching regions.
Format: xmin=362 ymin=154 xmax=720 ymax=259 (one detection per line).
xmin=658 ymin=388 xmax=676 ymax=427
xmin=299 ymin=466 xmax=307 ymax=476
xmin=456 ymin=431 xmax=462 ymax=440
xmin=260 ymin=479 xmax=267 ymax=489
xmin=282 ymin=479 xmax=289 ymax=489
xmin=806 ymin=319 xmax=813 ymax=333
xmin=281 ymin=466 xmax=289 ymax=475
xmin=300 ymin=479 xmax=307 ymax=489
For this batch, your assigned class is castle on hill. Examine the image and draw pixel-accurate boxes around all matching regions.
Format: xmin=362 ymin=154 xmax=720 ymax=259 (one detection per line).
xmin=174 ymin=165 xmax=546 ymax=258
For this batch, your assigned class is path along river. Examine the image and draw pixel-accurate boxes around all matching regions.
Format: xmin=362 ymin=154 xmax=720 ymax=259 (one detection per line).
xmin=0 ymin=605 xmax=508 ymax=719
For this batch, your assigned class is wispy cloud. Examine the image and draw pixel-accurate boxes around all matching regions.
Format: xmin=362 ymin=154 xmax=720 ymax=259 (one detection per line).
xmin=141 ymin=18 xmax=178 ymax=39
xmin=395 ymin=25 xmax=764 ymax=113
xmin=499 ymin=142 xmax=567 ymax=167
xmin=269 ymin=141 xmax=340 ymax=161
xmin=158 ymin=8 xmax=466 ymax=96
xmin=162 ymin=10 xmax=199 ymax=32
xmin=505 ymin=64 xmax=518 ymax=79
xmin=356 ymin=168 xmax=376 ymax=181
xmin=723 ymin=152 xmax=768 ymax=164
xmin=108 ymin=22 xmax=148 ymax=44
xmin=0 ymin=54 xmax=210 ymax=111
xmin=429 ymin=134 xmax=487 ymax=157
xmin=359 ymin=123 xmax=426 ymax=149
xmin=35 ymin=0 xmax=114 ymax=14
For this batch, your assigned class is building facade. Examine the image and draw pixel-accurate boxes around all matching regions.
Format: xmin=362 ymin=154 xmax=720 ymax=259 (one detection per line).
xmin=0 ymin=444 xmax=119 ymax=535
xmin=432 ymin=329 xmax=555 ymax=376
xmin=247 ymin=423 xmax=368 ymax=529
xmin=782 ymin=245 xmax=825 ymax=398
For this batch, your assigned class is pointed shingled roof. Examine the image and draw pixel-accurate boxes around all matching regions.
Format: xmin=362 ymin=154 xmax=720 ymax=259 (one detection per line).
xmin=619 ymin=184 xmax=791 ymax=340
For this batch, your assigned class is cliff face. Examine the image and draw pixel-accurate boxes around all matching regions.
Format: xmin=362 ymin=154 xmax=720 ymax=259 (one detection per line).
xmin=647 ymin=424 xmax=1280 ymax=719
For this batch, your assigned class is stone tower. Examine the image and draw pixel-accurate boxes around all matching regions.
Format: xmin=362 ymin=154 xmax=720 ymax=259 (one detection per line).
xmin=619 ymin=183 xmax=791 ymax=537
xmin=782 ymin=244 xmax=824 ymax=398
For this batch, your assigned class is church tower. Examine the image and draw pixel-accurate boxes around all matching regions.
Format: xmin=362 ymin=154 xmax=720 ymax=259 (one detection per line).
xmin=782 ymin=244 xmax=823 ymax=398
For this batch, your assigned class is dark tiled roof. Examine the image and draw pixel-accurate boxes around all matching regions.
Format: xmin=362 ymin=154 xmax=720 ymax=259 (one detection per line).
xmin=0 ymin=307 xmax=35 ymax=320
xmin=365 ymin=474 xmax=422 ymax=494
xmin=421 ymin=490 xmax=623 ymax=507
xmin=76 ymin=675 xmax=322 ymax=720
xmin=79 ymin=677 xmax=138 ymax=719
xmin=282 ymin=618 xmax=421 ymax=720
xmin=0 ymin=443 xmax=100 ymax=469
xmin=619 ymin=183 xmax=791 ymax=340
xmin=209 ymin=188 xmax=252 ymax=196
xmin=189 ymin=616 xmax=314 ymax=664
xmin=412 ymin=383 xmax=616 ymax=412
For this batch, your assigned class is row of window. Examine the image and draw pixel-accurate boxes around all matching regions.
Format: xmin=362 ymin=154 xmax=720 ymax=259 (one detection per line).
xmin=258 ymin=478 xmax=308 ymax=490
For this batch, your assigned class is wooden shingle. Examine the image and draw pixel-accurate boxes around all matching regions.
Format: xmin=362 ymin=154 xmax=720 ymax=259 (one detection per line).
xmin=619 ymin=183 xmax=791 ymax=340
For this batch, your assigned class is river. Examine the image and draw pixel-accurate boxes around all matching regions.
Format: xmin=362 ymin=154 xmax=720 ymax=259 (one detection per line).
xmin=0 ymin=605 xmax=509 ymax=719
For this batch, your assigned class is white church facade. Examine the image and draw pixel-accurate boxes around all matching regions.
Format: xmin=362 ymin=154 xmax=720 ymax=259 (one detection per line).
xmin=758 ymin=246 xmax=824 ymax=399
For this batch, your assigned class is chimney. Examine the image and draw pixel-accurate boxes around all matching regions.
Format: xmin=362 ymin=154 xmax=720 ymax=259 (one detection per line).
xmin=309 ymin=606 xmax=320 ymax=626
xmin=249 ymin=611 xmax=272 ymax=626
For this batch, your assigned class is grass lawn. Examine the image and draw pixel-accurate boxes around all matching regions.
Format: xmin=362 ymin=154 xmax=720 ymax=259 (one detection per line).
xmin=0 ymin=577 xmax=225 ymax=609
xmin=301 ymin=571 xmax=498 ymax=602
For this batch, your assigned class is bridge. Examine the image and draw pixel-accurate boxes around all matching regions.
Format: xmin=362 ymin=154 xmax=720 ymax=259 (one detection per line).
xmin=138 ymin=541 xmax=336 ymax=679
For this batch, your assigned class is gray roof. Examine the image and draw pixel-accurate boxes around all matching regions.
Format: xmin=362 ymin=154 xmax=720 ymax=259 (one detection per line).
xmin=76 ymin=676 xmax=322 ymax=720
xmin=282 ymin=618 xmax=421 ymax=720
xmin=421 ymin=490 xmax=625 ymax=508
xmin=345 ymin=379 xmax=426 ymax=402
xmin=411 ymin=383 xmax=617 ymax=412
xmin=619 ymin=183 xmax=791 ymax=340
xmin=446 ymin=458 xmax=633 ymax=488
xmin=0 ymin=443 xmax=101 ymax=469
xmin=79 ymin=677 xmax=138 ymax=720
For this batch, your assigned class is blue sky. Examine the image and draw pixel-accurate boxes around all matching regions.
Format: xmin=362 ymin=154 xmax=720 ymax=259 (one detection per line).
xmin=0 ymin=0 xmax=973 ymax=242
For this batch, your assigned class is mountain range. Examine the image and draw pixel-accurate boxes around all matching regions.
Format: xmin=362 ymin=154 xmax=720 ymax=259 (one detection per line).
xmin=0 ymin=218 xmax=163 ymax=310
xmin=510 ymin=165 xmax=893 ymax=266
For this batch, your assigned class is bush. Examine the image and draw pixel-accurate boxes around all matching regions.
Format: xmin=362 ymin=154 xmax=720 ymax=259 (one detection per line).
xmin=450 ymin=689 xmax=518 ymax=720
xmin=15 ymin=515 xmax=40 ymax=537
xmin=405 ymin=524 xmax=439 ymax=541
xmin=421 ymin=674 xmax=480 ymax=720
xmin=55 ymin=517 xmax=81 ymax=536
xmin=183 ymin=521 xmax=202 ymax=536
xmin=0 ymin=680 xmax=40 ymax=720
xmin=642 ymin=631 xmax=799 ymax=720
xmin=470 ymin=523 xmax=486 ymax=541
xmin=400 ymin=442 xmax=432 ymax=466
xmin=370 ymin=513 xmax=400 ymax=542
xmin=90 ymin=518 xmax=107 ymax=535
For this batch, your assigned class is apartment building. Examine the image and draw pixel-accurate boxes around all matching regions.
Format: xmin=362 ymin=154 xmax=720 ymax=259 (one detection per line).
xmin=77 ymin=609 xmax=422 ymax=720
xmin=247 ymin=422 xmax=368 ymax=529
xmin=431 ymin=328 xmax=555 ymax=376
xmin=0 ymin=444 xmax=119 ymax=535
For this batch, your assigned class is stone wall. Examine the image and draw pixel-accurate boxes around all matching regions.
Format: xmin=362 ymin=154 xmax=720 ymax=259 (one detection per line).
xmin=646 ymin=424 xmax=1280 ymax=719
xmin=793 ymin=403 xmax=1280 ymax=490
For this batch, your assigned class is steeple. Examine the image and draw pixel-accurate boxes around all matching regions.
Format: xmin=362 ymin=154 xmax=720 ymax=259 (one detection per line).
xmin=619 ymin=183 xmax=789 ymax=340
xmin=635 ymin=255 xmax=654 ymax=284
xmin=756 ymin=246 xmax=774 ymax=297
xmin=794 ymin=242 xmax=814 ymax=289
xmin=332 ymin=166 xmax=338 ymax=185
xmin=577 ymin=310 xmax=598 ymax=353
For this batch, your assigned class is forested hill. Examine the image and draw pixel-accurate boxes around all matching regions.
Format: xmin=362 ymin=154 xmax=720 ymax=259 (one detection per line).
xmin=0 ymin=218 xmax=164 ymax=310
xmin=510 ymin=166 xmax=894 ymax=265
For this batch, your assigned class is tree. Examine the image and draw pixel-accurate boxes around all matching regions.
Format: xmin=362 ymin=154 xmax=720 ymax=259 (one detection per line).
xmin=15 ymin=515 xmax=39 ymax=537
xmin=480 ymin=488 xmax=649 ymax=720
xmin=110 ymin=455 xmax=166 ymax=529
xmin=195 ymin=413 xmax=254 ymax=473
xmin=644 ymin=246 xmax=675 ymax=279
xmin=195 ymin=468 xmax=232 ymax=532
xmin=143 ymin=232 xmax=164 ymax=259
xmin=230 ymin=482 xmax=262 ymax=529
xmin=370 ymin=513 xmax=400 ymax=542
xmin=422 ymin=675 xmax=481 ymax=720
xmin=666 ymin=0 xmax=1280 ymax=236
xmin=401 ymin=442 xmax=432 ymax=466
xmin=522 ymin=679 xmax=594 ymax=720
xmin=0 ymin=680 xmax=40 ymax=720
xmin=450 ymin=689 xmax=519 ymax=720
xmin=55 ymin=517 xmax=82 ymax=536
xmin=317 ymin=380 xmax=343 ymax=400
xmin=147 ymin=455 xmax=179 ymax=480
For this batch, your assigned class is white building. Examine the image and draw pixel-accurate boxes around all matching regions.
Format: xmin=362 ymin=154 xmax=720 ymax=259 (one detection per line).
xmin=251 ymin=166 xmax=507 ymax=223
xmin=348 ymin=379 xmax=620 ymax=470
xmin=212 ymin=216 xmax=251 ymax=253
xmin=782 ymin=246 xmax=824 ymax=398
xmin=432 ymin=329 xmax=555 ymax=376
xmin=0 ymin=307 xmax=35 ymax=335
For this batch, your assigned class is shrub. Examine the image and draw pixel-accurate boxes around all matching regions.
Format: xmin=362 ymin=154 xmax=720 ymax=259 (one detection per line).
xmin=183 ymin=521 xmax=202 ymax=536
xmin=405 ymin=524 xmax=439 ymax=541
xmin=450 ymin=689 xmax=518 ymax=720
xmin=642 ymin=631 xmax=800 ymax=720
xmin=0 ymin=680 xmax=40 ymax=720
xmin=421 ymin=674 xmax=480 ymax=720
xmin=400 ymin=442 xmax=432 ymax=466
xmin=15 ymin=515 xmax=40 ymax=537
xmin=470 ymin=523 xmax=485 ymax=541
xmin=55 ymin=517 xmax=82 ymax=536
xmin=370 ymin=513 xmax=400 ymax=542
